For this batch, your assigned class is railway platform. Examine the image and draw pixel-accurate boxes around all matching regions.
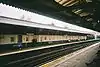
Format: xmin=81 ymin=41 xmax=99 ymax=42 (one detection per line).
xmin=41 ymin=42 xmax=100 ymax=67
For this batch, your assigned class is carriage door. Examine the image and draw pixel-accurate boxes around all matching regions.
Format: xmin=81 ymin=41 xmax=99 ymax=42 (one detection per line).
xmin=18 ymin=35 xmax=22 ymax=47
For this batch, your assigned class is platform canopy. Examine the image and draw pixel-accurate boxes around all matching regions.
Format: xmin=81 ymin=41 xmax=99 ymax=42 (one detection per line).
xmin=0 ymin=0 xmax=100 ymax=32
xmin=0 ymin=3 xmax=100 ymax=35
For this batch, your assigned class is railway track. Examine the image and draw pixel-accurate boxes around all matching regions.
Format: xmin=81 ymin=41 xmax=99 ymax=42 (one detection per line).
xmin=0 ymin=40 xmax=99 ymax=67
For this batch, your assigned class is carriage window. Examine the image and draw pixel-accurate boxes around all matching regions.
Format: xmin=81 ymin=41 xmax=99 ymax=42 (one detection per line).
xmin=44 ymin=37 xmax=47 ymax=40
xmin=40 ymin=37 xmax=42 ymax=41
xmin=32 ymin=39 xmax=37 ymax=42
xmin=26 ymin=37 xmax=29 ymax=41
xmin=10 ymin=37 xmax=15 ymax=42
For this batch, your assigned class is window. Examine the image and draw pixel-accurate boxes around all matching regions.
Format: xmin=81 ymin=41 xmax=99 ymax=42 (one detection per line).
xmin=32 ymin=39 xmax=37 ymax=43
xmin=10 ymin=37 xmax=15 ymax=42
xmin=40 ymin=37 xmax=42 ymax=41
xmin=26 ymin=37 xmax=29 ymax=41
xmin=44 ymin=37 xmax=47 ymax=40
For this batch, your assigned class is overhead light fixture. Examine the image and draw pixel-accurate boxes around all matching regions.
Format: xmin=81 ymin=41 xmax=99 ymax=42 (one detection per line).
xmin=55 ymin=0 xmax=62 ymax=2
xmin=98 ymin=20 xmax=100 ymax=23
xmin=55 ymin=0 xmax=83 ymax=7
xmin=59 ymin=0 xmax=69 ymax=5
xmin=86 ymin=18 xmax=93 ymax=21
xmin=72 ymin=9 xmax=82 ymax=14
xmin=86 ymin=0 xmax=92 ymax=2
xmin=79 ymin=12 xmax=89 ymax=17
xmin=55 ymin=0 xmax=89 ymax=7
xmin=67 ymin=1 xmax=79 ymax=6
xmin=63 ymin=0 xmax=75 ymax=6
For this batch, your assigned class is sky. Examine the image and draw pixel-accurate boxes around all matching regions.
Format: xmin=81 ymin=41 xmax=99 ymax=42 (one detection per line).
xmin=0 ymin=3 xmax=99 ymax=35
